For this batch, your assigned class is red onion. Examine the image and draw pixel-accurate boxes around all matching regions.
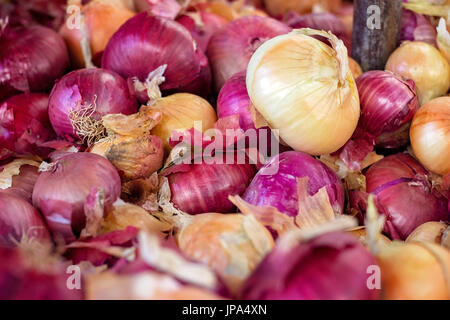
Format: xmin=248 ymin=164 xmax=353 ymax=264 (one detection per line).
xmin=240 ymin=232 xmax=379 ymax=300
xmin=0 ymin=192 xmax=50 ymax=247
xmin=243 ymin=151 xmax=345 ymax=217
xmin=0 ymin=159 xmax=40 ymax=203
xmin=350 ymin=153 xmax=449 ymax=240
xmin=134 ymin=0 xmax=182 ymax=19
xmin=284 ymin=12 xmax=352 ymax=53
xmin=0 ymin=93 xmax=56 ymax=160
xmin=399 ymin=9 xmax=437 ymax=46
xmin=176 ymin=11 xmax=229 ymax=53
xmin=167 ymin=162 xmax=256 ymax=215
xmin=102 ymin=13 xmax=212 ymax=98
xmin=32 ymin=153 xmax=121 ymax=243
xmin=207 ymin=15 xmax=290 ymax=92
xmin=0 ymin=24 xmax=69 ymax=101
xmin=48 ymin=68 xmax=138 ymax=144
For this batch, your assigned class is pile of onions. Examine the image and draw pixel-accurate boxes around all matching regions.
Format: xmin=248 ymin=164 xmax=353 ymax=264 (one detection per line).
xmin=240 ymin=231 xmax=379 ymax=300
xmin=399 ymin=9 xmax=437 ymax=46
xmin=176 ymin=11 xmax=229 ymax=53
xmin=206 ymin=15 xmax=290 ymax=92
xmin=386 ymin=41 xmax=450 ymax=105
xmin=0 ymin=93 xmax=56 ymax=160
xmin=0 ymin=159 xmax=40 ymax=203
xmin=60 ymin=0 xmax=136 ymax=69
xmin=102 ymin=13 xmax=212 ymax=98
xmin=263 ymin=0 xmax=343 ymax=18
xmin=411 ymin=97 xmax=450 ymax=176
xmin=150 ymin=93 xmax=217 ymax=152
xmin=247 ymin=29 xmax=360 ymax=155
xmin=355 ymin=71 xmax=419 ymax=149
xmin=48 ymin=68 xmax=138 ymax=144
xmin=350 ymin=154 xmax=449 ymax=240
xmin=243 ymin=151 xmax=345 ymax=217
xmin=0 ymin=192 xmax=50 ymax=247
xmin=0 ymin=24 xmax=69 ymax=101
xmin=32 ymin=152 xmax=121 ymax=242
xmin=166 ymin=162 xmax=256 ymax=214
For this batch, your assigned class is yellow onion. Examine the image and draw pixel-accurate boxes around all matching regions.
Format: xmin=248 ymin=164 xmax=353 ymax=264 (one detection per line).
xmin=378 ymin=241 xmax=450 ymax=300
xmin=200 ymin=0 xmax=267 ymax=21
xmin=406 ymin=221 xmax=449 ymax=247
xmin=349 ymin=57 xmax=363 ymax=79
xmin=150 ymin=93 xmax=217 ymax=151
xmin=385 ymin=41 xmax=450 ymax=105
xmin=263 ymin=0 xmax=342 ymax=18
xmin=246 ymin=29 xmax=360 ymax=155
xmin=410 ymin=97 xmax=450 ymax=176
xmin=60 ymin=0 xmax=136 ymax=68
xmin=437 ymin=18 xmax=450 ymax=63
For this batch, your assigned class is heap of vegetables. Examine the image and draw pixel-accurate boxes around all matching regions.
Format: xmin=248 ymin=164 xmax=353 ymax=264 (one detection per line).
xmin=0 ymin=0 xmax=449 ymax=300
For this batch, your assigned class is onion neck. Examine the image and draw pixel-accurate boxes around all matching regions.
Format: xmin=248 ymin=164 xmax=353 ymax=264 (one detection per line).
xmin=133 ymin=65 xmax=167 ymax=104
xmin=80 ymin=13 xmax=94 ymax=69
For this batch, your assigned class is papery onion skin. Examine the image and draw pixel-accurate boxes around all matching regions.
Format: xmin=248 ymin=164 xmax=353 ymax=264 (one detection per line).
xmin=240 ymin=232 xmax=379 ymax=300
xmin=176 ymin=11 xmax=229 ymax=53
xmin=207 ymin=15 xmax=291 ymax=92
xmin=353 ymin=153 xmax=449 ymax=240
xmin=0 ymin=93 xmax=56 ymax=160
xmin=406 ymin=221 xmax=448 ymax=245
xmin=102 ymin=13 xmax=212 ymax=98
xmin=246 ymin=30 xmax=360 ymax=155
xmin=150 ymin=93 xmax=217 ymax=152
xmin=0 ymin=192 xmax=50 ymax=247
xmin=0 ymin=24 xmax=69 ymax=101
xmin=410 ymin=97 xmax=450 ymax=176
xmin=243 ymin=151 xmax=345 ymax=217
xmin=32 ymin=152 xmax=121 ymax=243
xmin=356 ymin=71 xmax=419 ymax=149
xmin=59 ymin=0 xmax=136 ymax=69
xmin=0 ymin=159 xmax=40 ymax=203
xmin=378 ymin=242 xmax=450 ymax=300
xmin=348 ymin=57 xmax=363 ymax=79
xmin=399 ymin=9 xmax=437 ymax=46
xmin=48 ymin=68 xmax=138 ymax=143
xmin=385 ymin=41 xmax=450 ymax=105
xmin=168 ymin=163 xmax=256 ymax=215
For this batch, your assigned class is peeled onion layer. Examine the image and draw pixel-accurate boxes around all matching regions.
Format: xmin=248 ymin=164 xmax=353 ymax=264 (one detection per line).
xmin=0 ymin=158 xmax=40 ymax=203
xmin=246 ymin=29 xmax=360 ymax=156
xmin=399 ymin=9 xmax=437 ymax=46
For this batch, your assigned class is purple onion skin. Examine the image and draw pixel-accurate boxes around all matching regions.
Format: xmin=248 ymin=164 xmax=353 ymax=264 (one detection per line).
xmin=399 ymin=9 xmax=437 ymax=46
xmin=353 ymin=153 xmax=449 ymax=240
xmin=284 ymin=12 xmax=352 ymax=53
xmin=0 ymin=163 xmax=39 ymax=203
xmin=243 ymin=151 xmax=345 ymax=217
xmin=207 ymin=15 xmax=291 ymax=92
xmin=0 ymin=25 xmax=69 ymax=101
xmin=0 ymin=93 xmax=55 ymax=160
xmin=32 ymin=153 xmax=121 ymax=243
xmin=0 ymin=192 xmax=50 ymax=247
xmin=48 ymin=68 xmax=138 ymax=142
xmin=241 ymin=232 xmax=379 ymax=300
xmin=102 ymin=13 xmax=212 ymax=98
xmin=356 ymin=71 xmax=419 ymax=149
xmin=168 ymin=162 xmax=256 ymax=215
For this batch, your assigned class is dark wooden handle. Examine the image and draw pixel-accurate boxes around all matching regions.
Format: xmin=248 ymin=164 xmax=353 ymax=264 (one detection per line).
xmin=351 ymin=0 xmax=403 ymax=72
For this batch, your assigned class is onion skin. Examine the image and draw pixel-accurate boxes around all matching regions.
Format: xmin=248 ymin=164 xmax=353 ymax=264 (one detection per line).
xmin=263 ymin=0 xmax=342 ymax=18
xmin=240 ymin=232 xmax=379 ymax=300
xmin=48 ymin=68 xmax=138 ymax=143
xmin=168 ymin=163 xmax=256 ymax=215
xmin=406 ymin=221 xmax=448 ymax=245
xmin=0 ymin=24 xmax=69 ymax=101
xmin=0 ymin=93 xmax=56 ymax=160
xmin=352 ymin=154 xmax=449 ymax=240
xmin=243 ymin=151 xmax=345 ymax=217
xmin=59 ymin=0 xmax=136 ymax=69
xmin=0 ymin=159 xmax=40 ymax=203
xmin=356 ymin=71 xmax=419 ymax=149
xmin=410 ymin=97 xmax=450 ymax=176
xmin=0 ymin=192 xmax=50 ymax=247
xmin=399 ymin=9 xmax=437 ymax=46
xmin=207 ymin=15 xmax=291 ymax=92
xmin=348 ymin=57 xmax=363 ymax=79
xmin=102 ymin=13 xmax=212 ymax=98
xmin=386 ymin=41 xmax=450 ymax=105
xmin=32 ymin=153 xmax=121 ymax=243
xmin=176 ymin=11 xmax=229 ymax=53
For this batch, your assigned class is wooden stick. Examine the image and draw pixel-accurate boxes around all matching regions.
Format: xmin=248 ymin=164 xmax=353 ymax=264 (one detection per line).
xmin=352 ymin=0 xmax=403 ymax=72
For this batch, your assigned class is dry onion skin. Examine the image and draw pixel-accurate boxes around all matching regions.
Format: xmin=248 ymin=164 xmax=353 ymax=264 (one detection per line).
xmin=348 ymin=57 xmax=363 ymax=79
xmin=385 ymin=41 xmax=450 ymax=105
xmin=150 ymin=93 xmax=217 ymax=151
xmin=246 ymin=28 xmax=360 ymax=155
xmin=410 ymin=97 xmax=450 ymax=176
xmin=406 ymin=221 xmax=449 ymax=247
xmin=437 ymin=18 xmax=450 ymax=63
